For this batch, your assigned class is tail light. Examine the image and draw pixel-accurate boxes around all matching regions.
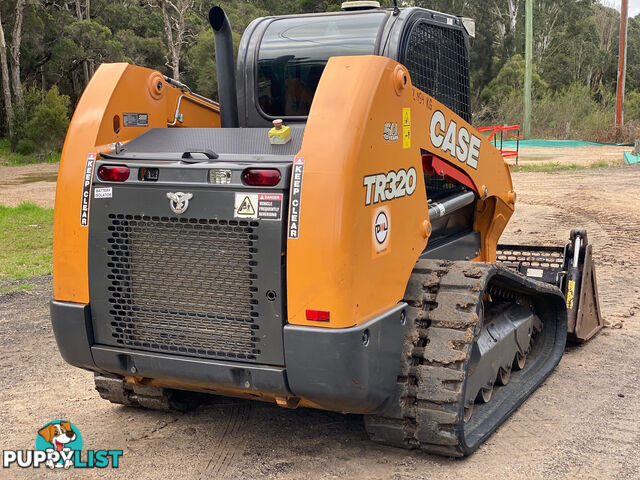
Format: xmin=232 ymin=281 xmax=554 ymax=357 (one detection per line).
xmin=98 ymin=165 xmax=130 ymax=182
xmin=306 ymin=310 xmax=330 ymax=322
xmin=242 ymin=168 xmax=281 ymax=187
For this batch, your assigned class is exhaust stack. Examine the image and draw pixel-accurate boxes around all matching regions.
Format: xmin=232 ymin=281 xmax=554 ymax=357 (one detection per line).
xmin=209 ymin=6 xmax=239 ymax=128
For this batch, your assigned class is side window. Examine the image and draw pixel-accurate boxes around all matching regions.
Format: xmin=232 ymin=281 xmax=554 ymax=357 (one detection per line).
xmin=403 ymin=21 xmax=471 ymax=123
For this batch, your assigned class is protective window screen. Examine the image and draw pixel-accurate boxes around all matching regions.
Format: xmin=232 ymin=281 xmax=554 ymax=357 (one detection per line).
xmin=404 ymin=21 xmax=471 ymax=122
xmin=257 ymin=13 xmax=386 ymax=118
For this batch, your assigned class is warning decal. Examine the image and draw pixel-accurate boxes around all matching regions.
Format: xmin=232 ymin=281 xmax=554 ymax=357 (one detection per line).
xmin=288 ymin=157 xmax=305 ymax=239
xmin=257 ymin=194 xmax=282 ymax=220
xmin=234 ymin=192 xmax=282 ymax=220
xmin=402 ymin=107 xmax=412 ymax=149
xmin=236 ymin=195 xmax=257 ymax=217
xmin=80 ymin=153 xmax=96 ymax=226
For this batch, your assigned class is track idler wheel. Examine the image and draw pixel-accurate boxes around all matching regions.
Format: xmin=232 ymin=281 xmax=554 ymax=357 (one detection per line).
xmin=497 ymin=367 xmax=512 ymax=386
xmin=513 ymin=352 xmax=527 ymax=370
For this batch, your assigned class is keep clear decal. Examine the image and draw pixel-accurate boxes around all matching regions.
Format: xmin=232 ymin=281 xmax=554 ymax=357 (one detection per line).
xmin=288 ymin=157 xmax=305 ymax=239
xmin=80 ymin=153 xmax=96 ymax=226
xmin=234 ymin=193 xmax=282 ymax=220
xmin=373 ymin=206 xmax=390 ymax=254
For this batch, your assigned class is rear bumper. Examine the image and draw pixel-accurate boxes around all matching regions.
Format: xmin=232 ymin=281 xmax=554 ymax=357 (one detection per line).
xmin=50 ymin=300 xmax=406 ymax=414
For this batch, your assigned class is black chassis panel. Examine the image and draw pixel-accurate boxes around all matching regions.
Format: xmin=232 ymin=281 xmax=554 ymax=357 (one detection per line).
xmin=88 ymin=159 xmax=291 ymax=366
xmin=50 ymin=299 xmax=407 ymax=413
xmin=284 ymin=303 xmax=407 ymax=414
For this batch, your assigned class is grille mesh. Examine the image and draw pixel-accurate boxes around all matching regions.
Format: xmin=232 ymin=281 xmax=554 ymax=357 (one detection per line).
xmin=404 ymin=21 xmax=471 ymax=122
xmin=105 ymin=214 xmax=261 ymax=360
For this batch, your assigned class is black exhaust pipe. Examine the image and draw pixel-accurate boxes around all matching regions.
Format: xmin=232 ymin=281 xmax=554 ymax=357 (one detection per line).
xmin=209 ymin=6 xmax=239 ymax=128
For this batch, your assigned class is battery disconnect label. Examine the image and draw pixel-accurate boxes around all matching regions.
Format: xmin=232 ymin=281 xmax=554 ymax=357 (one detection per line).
xmin=94 ymin=187 xmax=112 ymax=199
xmin=234 ymin=193 xmax=282 ymax=220
xmin=288 ymin=157 xmax=305 ymax=239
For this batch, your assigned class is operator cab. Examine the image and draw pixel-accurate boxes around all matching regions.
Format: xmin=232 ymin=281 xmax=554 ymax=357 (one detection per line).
xmin=237 ymin=7 xmax=474 ymax=127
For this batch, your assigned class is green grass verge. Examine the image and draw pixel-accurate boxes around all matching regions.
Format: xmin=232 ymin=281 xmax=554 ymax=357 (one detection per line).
xmin=510 ymin=161 xmax=611 ymax=173
xmin=0 ymin=283 xmax=37 ymax=294
xmin=0 ymin=203 xmax=54 ymax=283
xmin=0 ymin=137 xmax=61 ymax=166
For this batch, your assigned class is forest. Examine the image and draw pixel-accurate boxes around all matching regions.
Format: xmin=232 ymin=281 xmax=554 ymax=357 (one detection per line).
xmin=0 ymin=0 xmax=639 ymax=158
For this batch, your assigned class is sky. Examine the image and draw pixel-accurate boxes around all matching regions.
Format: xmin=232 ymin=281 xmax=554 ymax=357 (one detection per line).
xmin=606 ymin=0 xmax=640 ymax=17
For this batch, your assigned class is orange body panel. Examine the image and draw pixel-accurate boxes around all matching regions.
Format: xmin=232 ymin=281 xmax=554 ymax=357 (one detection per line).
xmin=53 ymin=64 xmax=220 ymax=303
xmin=286 ymin=56 xmax=515 ymax=328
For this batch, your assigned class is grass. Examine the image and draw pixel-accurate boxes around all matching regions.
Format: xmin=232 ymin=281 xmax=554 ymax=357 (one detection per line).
xmin=0 ymin=203 xmax=54 ymax=286
xmin=0 ymin=137 xmax=61 ymax=166
xmin=0 ymin=283 xmax=37 ymax=294
xmin=510 ymin=161 xmax=611 ymax=173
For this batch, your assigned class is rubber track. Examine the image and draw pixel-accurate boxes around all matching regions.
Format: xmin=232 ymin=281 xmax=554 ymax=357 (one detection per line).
xmin=364 ymin=258 xmax=567 ymax=456
xmin=94 ymin=374 xmax=199 ymax=411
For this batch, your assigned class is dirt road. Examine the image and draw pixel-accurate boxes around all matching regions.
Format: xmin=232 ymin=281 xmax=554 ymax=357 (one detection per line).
xmin=513 ymin=145 xmax=630 ymax=167
xmin=0 ymin=163 xmax=58 ymax=208
xmin=1 ymin=166 xmax=639 ymax=479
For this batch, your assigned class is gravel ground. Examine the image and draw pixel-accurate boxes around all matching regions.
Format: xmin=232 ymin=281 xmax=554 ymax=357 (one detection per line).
xmin=1 ymin=166 xmax=639 ymax=479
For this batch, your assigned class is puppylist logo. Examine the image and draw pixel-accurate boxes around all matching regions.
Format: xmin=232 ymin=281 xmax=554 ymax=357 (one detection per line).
xmin=3 ymin=421 xmax=123 ymax=469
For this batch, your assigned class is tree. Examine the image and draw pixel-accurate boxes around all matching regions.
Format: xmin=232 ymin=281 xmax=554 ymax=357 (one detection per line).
xmin=9 ymin=0 xmax=26 ymax=104
xmin=0 ymin=9 xmax=14 ymax=137
xmin=147 ymin=0 xmax=195 ymax=81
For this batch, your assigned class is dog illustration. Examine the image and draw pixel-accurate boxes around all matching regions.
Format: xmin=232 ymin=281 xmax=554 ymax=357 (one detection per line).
xmin=37 ymin=421 xmax=76 ymax=469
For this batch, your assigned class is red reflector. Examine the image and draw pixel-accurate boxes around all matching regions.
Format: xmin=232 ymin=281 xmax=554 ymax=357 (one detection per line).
xmin=243 ymin=168 xmax=281 ymax=187
xmin=306 ymin=310 xmax=330 ymax=322
xmin=98 ymin=165 xmax=130 ymax=182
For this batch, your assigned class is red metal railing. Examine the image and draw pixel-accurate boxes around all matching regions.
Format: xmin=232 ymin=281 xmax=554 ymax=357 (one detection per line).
xmin=477 ymin=124 xmax=522 ymax=164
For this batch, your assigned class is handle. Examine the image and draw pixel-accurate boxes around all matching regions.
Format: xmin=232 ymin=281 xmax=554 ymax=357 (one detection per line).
xmin=181 ymin=149 xmax=219 ymax=162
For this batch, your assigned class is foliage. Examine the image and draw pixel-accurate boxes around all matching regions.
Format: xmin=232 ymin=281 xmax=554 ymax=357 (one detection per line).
xmin=0 ymin=203 xmax=53 ymax=281
xmin=0 ymin=136 xmax=60 ymax=165
xmin=479 ymin=55 xmax=547 ymax=109
xmin=626 ymin=90 xmax=640 ymax=123
xmin=11 ymin=86 xmax=70 ymax=155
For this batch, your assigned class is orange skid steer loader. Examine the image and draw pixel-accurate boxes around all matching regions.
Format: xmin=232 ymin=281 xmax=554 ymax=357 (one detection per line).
xmin=50 ymin=3 xmax=603 ymax=456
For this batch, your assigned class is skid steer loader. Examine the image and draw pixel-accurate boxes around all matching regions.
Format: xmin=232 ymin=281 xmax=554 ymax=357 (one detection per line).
xmin=50 ymin=2 xmax=603 ymax=456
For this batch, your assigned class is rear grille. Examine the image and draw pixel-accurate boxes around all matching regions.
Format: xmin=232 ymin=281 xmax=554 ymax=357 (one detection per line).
xmin=105 ymin=214 xmax=261 ymax=360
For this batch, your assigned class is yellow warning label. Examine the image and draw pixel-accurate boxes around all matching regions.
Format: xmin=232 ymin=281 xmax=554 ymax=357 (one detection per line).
xmin=402 ymin=108 xmax=411 ymax=149
xmin=402 ymin=108 xmax=411 ymax=126
xmin=237 ymin=196 xmax=256 ymax=216
xmin=566 ymin=280 xmax=575 ymax=309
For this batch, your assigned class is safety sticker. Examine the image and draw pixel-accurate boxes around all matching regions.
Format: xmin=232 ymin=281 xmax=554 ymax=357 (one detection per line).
xmin=373 ymin=206 xmax=390 ymax=254
xmin=288 ymin=157 xmax=305 ymax=239
xmin=566 ymin=280 xmax=576 ymax=310
xmin=235 ymin=194 xmax=258 ymax=218
xmin=402 ymin=107 xmax=411 ymax=149
xmin=94 ymin=187 xmax=113 ymax=199
xmin=234 ymin=193 xmax=283 ymax=220
xmin=257 ymin=194 xmax=282 ymax=220
xmin=80 ymin=153 xmax=96 ymax=227
xmin=123 ymin=113 xmax=149 ymax=127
